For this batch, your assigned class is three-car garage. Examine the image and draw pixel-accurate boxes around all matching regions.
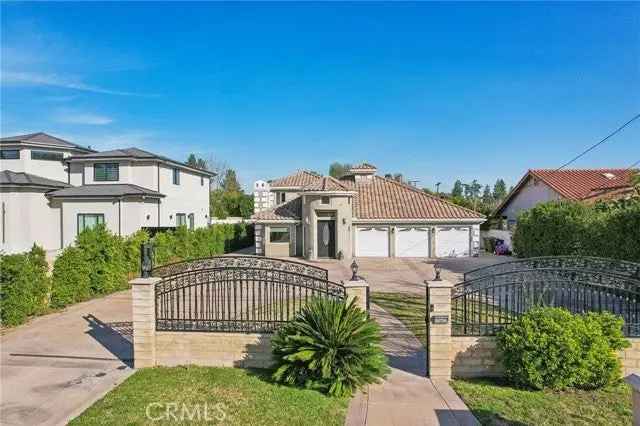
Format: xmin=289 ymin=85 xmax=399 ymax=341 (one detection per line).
xmin=355 ymin=225 xmax=473 ymax=258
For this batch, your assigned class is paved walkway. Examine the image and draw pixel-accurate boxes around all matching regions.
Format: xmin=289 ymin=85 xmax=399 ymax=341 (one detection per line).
xmin=0 ymin=290 xmax=134 ymax=426
xmin=345 ymin=304 xmax=479 ymax=426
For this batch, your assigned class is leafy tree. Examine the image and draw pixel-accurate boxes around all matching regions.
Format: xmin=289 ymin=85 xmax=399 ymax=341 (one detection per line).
xmin=452 ymin=180 xmax=464 ymax=198
xmin=221 ymin=169 xmax=241 ymax=193
xmin=329 ymin=162 xmax=352 ymax=179
xmin=493 ymin=178 xmax=508 ymax=201
xmin=186 ymin=154 xmax=209 ymax=171
xmin=210 ymin=189 xmax=254 ymax=219
xmin=384 ymin=173 xmax=393 ymax=179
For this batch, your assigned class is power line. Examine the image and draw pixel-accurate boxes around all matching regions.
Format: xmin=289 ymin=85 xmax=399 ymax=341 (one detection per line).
xmin=555 ymin=113 xmax=640 ymax=171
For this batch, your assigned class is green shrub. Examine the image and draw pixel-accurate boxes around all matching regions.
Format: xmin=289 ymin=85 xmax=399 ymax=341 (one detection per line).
xmin=51 ymin=246 xmax=92 ymax=308
xmin=512 ymin=198 xmax=640 ymax=261
xmin=497 ymin=307 xmax=629 ymax=390
xmin=75 ymin=224 xmax=128 ymax=295
xmin=0 ymin=245 xmax=51 ymax=326
xmin=124 ymin=229 xmax=150 ymax=276
xmin=271 ymin=298 xmax=389 ymax=397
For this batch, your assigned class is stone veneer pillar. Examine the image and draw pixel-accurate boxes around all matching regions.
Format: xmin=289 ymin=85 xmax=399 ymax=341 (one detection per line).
xmin=343 ymin=279 xmax=369 ymax=312
xmin=131 ymin=277 xmax=161 ymax=368
xmin=426 ymin=279 xmax=454 ymax=379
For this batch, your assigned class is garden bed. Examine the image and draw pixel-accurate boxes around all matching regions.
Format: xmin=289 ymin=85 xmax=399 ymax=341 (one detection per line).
xmin=70 ymin=366 xmax=348 ymax=426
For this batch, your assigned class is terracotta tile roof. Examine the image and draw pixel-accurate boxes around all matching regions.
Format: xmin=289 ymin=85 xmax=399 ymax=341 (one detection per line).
xmin=530 ymin=168 xmax=637 ymax=200
xmin=346 ymin=176 xmax=485 ymax=220
xmin=252 ymin=197 xmax=302 ymax=221
xmin=302 ymin=176 xmax=352 ymax=192
xmin=269 ymin=170 xmax=321 ymax=188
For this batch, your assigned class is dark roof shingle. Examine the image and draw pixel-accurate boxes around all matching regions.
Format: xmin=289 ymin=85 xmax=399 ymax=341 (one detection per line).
xmin=47 ymin=184 xmax=164 ymax=199
xmin=0 ymin=132 xmax=94 ymax=152
xmin=0 ymin=170 xmax=71 ymax=189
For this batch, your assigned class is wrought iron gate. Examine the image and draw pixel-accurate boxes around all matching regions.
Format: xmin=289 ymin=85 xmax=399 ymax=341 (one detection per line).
xmin=152 ymin=256 xmax=345 ymax=333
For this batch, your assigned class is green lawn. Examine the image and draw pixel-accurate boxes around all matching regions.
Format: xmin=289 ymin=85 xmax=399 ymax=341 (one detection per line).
xmin=372 ymin=291 xmax=633 ymax=426
xmin=71 ymin=366 xmax=348 ymax=426
xmin=451 ymin=378 xmax=632 ymax=426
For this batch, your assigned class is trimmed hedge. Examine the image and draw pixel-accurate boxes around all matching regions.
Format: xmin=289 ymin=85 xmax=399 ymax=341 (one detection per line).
xmin=0 ymin=245 xmax=51 ymax=326
xmin=512 ymin=199 xmax=640 ymax=262
xmin=497 ymin=307 xmax=630 ymax=390
xmin=2 ymin=223 xmax=254 ymax=327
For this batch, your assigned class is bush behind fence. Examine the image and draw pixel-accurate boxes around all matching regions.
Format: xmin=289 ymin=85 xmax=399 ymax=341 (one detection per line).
xmin=0 ymin=223 xmax=254 ymax=327
xmin=512 ymin=199 xmax=640 ymax=262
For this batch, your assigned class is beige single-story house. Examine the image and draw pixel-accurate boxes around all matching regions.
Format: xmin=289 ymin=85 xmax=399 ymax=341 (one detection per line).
xmin=494 ymin=168 xmax=638 ymax=226
xmin=252 ymin=164 xmax=486 ymax=260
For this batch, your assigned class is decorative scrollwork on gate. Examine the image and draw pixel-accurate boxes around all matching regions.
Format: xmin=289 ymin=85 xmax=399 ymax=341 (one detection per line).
xmin=152 ymin=255 xmax=329 ymax=281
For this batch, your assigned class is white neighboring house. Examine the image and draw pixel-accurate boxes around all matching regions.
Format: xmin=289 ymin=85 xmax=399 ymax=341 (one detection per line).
xmin=0 ymin=132 xmax=214 ymax=255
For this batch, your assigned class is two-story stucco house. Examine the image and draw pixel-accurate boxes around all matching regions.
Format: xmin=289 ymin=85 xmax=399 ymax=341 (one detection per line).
xmin=0 ymin=132 xmax=214 ymax=254
xmin=252 ymin=164 xmax=486 ymax=260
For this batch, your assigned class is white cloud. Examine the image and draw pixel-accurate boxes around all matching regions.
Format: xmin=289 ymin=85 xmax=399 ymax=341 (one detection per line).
xmin=52 ymin=109 xmax=113 ymax=125
xmin=2 ymin=71 xmax=156 ymax=97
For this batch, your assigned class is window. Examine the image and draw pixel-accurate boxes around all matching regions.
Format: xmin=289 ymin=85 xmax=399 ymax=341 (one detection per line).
xmin=278 ymin=192 xmax=286 ymax=204
xmin=176 ymin=213 xmax=186 ymax=226
xmin=321 ymin=196 xmax=330 ymax=205
xmin=173 ymin=168 xmax=180 ymax=185
xmin=94 ymin=163 xmax=119 ymax=181
xmin=270 ymin=226 xmax=290 ymax=243
xmin=31 ymin=150 xmax=64 ymax=161
xmin=188 ymin=213 xmax=195 ymax=230
xmin=77 ymin=214 xmax=105 ymax=234
xmin=0 ymin=149 xmax=19 ymax=159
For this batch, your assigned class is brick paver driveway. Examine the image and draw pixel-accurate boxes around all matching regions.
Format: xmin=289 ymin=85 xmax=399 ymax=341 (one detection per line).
xmin=0 ymin=291 xmax=134 ymax=426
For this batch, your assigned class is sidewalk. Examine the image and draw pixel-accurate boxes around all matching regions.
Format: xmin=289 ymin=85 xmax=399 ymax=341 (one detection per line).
xmin=345 ymin=304 xmax=479 ymax=426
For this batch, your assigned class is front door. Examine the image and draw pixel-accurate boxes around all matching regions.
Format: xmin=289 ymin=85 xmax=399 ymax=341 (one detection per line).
xmin=317 ymin=220 xmax=336 ymax=258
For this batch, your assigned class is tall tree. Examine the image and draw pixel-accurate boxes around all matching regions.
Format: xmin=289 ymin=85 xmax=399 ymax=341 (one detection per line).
xmin=328 ymin=162 xmax=352 ymax=179
xmin=493 ymin=178 xmax=508 ymax=202
xmin=464 ymin=179 xmax=482 ymax=200
xmin=221 ymin=169 xmax=241 ymax=193
xmin=482 ymin=185 xmax=493 ymax=205
xmin=452 ymin=180 xmax=464 ymax=198
xmin=186 ymin=153 xmax=209 ymax=170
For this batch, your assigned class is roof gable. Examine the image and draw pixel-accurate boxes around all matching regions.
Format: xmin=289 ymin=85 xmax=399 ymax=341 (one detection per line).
xmin=0 ymin=132 xmax=95 ymax=152
xmin=302 ymin=176 xmax=352 ymax=192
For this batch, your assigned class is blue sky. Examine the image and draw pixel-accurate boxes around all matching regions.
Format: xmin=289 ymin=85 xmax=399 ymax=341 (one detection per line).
xmin=1 ymin=2 xmax=639 ymax=191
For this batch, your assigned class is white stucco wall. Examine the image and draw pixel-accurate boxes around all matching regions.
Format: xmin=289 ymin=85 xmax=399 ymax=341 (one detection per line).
xmin=158 ymin=164 xmax=209 ymax=228
xmin=121 ymin=198 xmax=160 ymax=235
xmin=60 ymin=199 xmax=120 ymax=247
xmin=0 ymin=189 xmax=61 ymax=253
xmin=2 ymin=147 xmax=75 ymax=183
xmin=501 ymin=177 xmax=562 ymax=223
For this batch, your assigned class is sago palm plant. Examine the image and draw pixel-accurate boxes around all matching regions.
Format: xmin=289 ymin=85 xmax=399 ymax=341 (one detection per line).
xmin=271 ymin=297 xmax=389 ymax=397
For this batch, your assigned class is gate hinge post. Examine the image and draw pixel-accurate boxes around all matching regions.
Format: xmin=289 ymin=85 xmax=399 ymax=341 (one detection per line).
xmin=131 ymin=277 xmax=161 ymax=368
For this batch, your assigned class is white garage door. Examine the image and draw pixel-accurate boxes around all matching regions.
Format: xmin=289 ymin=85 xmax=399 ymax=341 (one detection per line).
xmin=436 ymin=227 xmax=470 ymax=257
xmin=356 ymin=227 xmax=389 ymax=257
xmin=396 ymin=227 xmax=430 ymax=257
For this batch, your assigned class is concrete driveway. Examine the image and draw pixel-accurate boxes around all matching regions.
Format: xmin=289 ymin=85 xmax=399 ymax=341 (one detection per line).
xmin=307 ymin=254 xmax=513 ymax=294
xmin=0 ymin=291 xmax=134 ymax=426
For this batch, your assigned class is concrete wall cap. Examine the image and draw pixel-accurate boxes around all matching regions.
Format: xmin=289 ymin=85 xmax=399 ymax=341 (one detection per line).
xmin=342 ymin=279 xmax=369 ymax=288
xmin=626 ymin=374 xmax=640 ymax=391
xmin=130 ymin=277 xmax=163 ymax=285
xmin=426 ymin=280 xmax=454 ymax=288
